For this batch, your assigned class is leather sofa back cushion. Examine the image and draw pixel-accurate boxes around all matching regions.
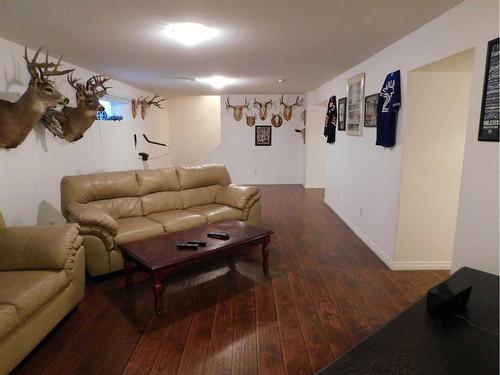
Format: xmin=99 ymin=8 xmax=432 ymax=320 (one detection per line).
xmin=177 ymin=165 xmax=231 ymax=190
xmin=136 ymin=168 xmax=180 ymax=195
xmin=181 ymin=185 xmax=221 ymax=208
xmin=61 ymin=171 xmax=138 ymax=218
xmin=86 ymin=197 xmax=142 ymax=219
xmin=141 ymin=191 xmax=183 ymax=215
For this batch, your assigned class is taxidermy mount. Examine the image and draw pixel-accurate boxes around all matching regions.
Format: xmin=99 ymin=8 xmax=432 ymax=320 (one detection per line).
xmin=0 ymin=46 xmax=73 ymax=149
xmin=225 ymin=97 xmax=249 ymax=121
xmin=137 ymin=94 xmax=166 ymax=119
xmin=43 ymin=73 xmax=110 ymax=142
xmin=280 ymin=94 xmax=304 ymax=121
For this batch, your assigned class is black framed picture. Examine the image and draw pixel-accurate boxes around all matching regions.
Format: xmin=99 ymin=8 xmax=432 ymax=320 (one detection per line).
xmin=255 ymin=125 xmax=271 ymax=146
xmin=338 ymin=97 xmax=347 ymax=131
xmin=364 ymin=94 xmax=379 ymax=127
xmin=478 ymin=37 xmax=499 ymax=142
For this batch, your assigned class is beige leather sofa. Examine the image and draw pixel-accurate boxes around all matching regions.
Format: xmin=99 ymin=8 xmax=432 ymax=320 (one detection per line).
xmin=0 ymin=213 xmax=85 ymax=375
xmin=61 ymin=164 xmax=261 ymax=276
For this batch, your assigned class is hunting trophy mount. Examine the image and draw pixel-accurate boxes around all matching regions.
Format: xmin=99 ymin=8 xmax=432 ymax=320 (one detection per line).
xmin=0 ymin=46 xmax=73 ymax=149
xmin=280 ymin=94 xmax=304 ymax=121
xmin=271 ymin=111 xmax=283 ymax=128
xmin=43 ymin=74 xmax=111 ymax=142
xmin=246 ymin=110 xmax=256 ymax=127
xmin=253 ymin=98 xmax=273 ymax=121
xmin=133 ymin=94 xmax=166 ymax=119
xmin=225 ymin=97 xmax=249 ymax=121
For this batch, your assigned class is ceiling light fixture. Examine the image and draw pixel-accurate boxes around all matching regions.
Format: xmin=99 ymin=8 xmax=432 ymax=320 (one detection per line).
xmin=196 ymin=75 xmax=236 ymax=89
xmin=163 ymin=23 xmax=218 ymax=47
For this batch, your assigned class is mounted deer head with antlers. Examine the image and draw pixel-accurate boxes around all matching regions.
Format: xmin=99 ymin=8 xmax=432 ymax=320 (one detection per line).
xmin=271 ymin=111 xmax=283 ymax=128
xmin=138 ymin=94 xmax=166 ymax=119
xmin=225 ymin=97 xmax=249 ymax=121
xmin=280 ymin=94 xmax=304 ymax=121
xmin=0 ymin=46 xmax=73 ymax=148
xmin=253 ymin=98 xmax=273 ymax=121
xmin=42 ymin=73 xmax=111 ymax=142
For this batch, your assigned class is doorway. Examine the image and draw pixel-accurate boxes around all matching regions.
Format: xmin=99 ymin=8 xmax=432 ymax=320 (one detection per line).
xmin=394 ymin=48 xmax=475 ymax=269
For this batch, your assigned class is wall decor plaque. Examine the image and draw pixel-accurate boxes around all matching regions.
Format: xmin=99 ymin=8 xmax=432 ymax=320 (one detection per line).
xmin=478 ymin=37 xmax=499 ymax=142
xmin=347 ymin=73 xmax=365 ymax=136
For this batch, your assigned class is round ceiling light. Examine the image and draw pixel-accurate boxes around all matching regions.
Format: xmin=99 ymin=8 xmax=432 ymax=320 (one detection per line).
xmin=196 ymin=75 xmax=236 ymax=89
xmin=163 ymin=23 xmax=219 ymax=47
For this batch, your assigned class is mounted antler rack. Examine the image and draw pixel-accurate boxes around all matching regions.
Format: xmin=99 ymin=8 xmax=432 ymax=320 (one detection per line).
xmin=131 ymin=94 xmax=166 ymax=119
xmin=280 ymin=94 xmax=304 ymax=121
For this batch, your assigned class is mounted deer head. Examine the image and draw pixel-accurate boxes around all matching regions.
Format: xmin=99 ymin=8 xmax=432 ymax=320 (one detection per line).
xmin=42 ymin=73 xmax=111 ymax=142
xmin=271 ymin=111 xmax=283 ymax=128
xmin=280 ymin=94 xmax=304 ymax=121
xmin=138 ymin=94 xmax=166 ymax=119
xmin=225 ymin=97 xmax=249 ymax=121
xmin=0 ymin=46 xmax=73 ymax=148
xmin=253 ymin=98 xmax=273 ymax=121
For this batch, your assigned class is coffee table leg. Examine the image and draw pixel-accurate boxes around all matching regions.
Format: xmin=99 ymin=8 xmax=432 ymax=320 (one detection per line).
xmin=124 ymin=258 xmax=133 ymax=289
xmin=152 ymin=274 xmax=163 ymax=316
xmin=262 ymin=236 xmax=271 ymax=273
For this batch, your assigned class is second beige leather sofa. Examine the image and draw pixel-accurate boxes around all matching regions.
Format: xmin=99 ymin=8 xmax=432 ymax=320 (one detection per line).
xmin=61 ymin=164 xmax=261 ymax=276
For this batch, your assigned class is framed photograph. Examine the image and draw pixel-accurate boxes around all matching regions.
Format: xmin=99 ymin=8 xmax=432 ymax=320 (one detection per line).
xmin=364 ymin=94 xmax=379 ymax=127
xmin=347 ymin=73 xmax=365 ymax=136
xmin=338 ymin=97 xmax=346 ymax=131
xmin=478 ymin=37 xmax=499 ymax=142
xmin=255 ymin=125 xmax=272 ymax=146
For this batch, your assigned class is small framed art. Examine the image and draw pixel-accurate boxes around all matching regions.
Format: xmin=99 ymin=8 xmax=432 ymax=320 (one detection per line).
xmin=255 ymin=125 xmax=272 ymax=146
xmin=364 ymin=94 xmax=378 ymax=127
xmin=338 ymin=97 xmax=346 ymax=131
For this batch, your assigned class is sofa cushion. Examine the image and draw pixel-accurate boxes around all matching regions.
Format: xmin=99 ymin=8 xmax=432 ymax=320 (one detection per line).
xmin=147 ymin=210 xmax=207 ymax=233
xmin=186 ymin=204 xmax=243 ymax=223
xmin=0 ymin=270 xmax=67 ymax=322
xmin=181 ymin=185 xmax=221 ymax=209
xmin=136 ymin=168 xmax=180 ymax=195
xmin=114 ymin=217 xmax=164 ymax=244
xmin=177 ymin=165 xmax=231 ymax=190
xmin=87 ymin=197 xmax=142 ymax=219
xmin=61 ymin=171 xmax=139 ymax=219
xmin=141 ymin=191 xmax=183 ymax=215
xmin=0 ymin=304 xmax=20 ymax=341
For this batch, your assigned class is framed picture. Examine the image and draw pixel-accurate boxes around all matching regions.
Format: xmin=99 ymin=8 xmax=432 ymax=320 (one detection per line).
xmin=478 ymin=37 xmax=499 ymax=142
xmin=347 ymin=73 xmax=365 ymax=136
xmin=255 ymin=125 xmax=272 ymax=146
xmin=364 ymin=94 xmax=379 ymax=127
xmin=338 ymin=97 xmax=346 ymax=131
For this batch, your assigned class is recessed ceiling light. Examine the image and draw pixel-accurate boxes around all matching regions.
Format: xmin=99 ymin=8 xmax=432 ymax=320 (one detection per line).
xmin=196 ymin=75 xmax=236 ymax=89
xmin=278 ymin=79 xmax=286 ymax=83
xmin=163 ymin=23 xmax=218 ymax=46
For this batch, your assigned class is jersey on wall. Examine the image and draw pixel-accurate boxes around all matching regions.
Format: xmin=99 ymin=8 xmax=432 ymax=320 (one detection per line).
xmin=324 ymin=95 xmax=337 ymax=143
xmin=376 ymin=70 xmax=401 ymax=147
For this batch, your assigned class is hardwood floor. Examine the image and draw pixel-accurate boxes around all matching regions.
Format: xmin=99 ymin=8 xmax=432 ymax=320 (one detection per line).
xmin=13 ymin=186 xmax=449 ymax=375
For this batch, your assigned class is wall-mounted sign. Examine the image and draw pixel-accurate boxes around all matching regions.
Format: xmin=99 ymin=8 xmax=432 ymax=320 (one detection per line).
xmin=478 ymin=37 xmax=499 ymax=142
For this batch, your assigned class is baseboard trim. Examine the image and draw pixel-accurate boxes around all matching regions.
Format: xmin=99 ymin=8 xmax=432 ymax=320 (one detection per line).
xmin=303 ymin=184 xmax=325 ymax=189
xmin=324 ymin=199 xmax=395 ymax=270
xmin=392 ymin=261 xmax=452 ymax=270
xmin=323 ymin=198 xmax=452 ymax=271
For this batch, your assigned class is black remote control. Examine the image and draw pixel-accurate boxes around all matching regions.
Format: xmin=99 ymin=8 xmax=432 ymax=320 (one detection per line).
xmin=187 ymin=240 xmax=207 ymax=247
xmin=207 ymin=232 xmax=230 ymax=240
xmin=176 ymin=243 xmax=199 ymax=250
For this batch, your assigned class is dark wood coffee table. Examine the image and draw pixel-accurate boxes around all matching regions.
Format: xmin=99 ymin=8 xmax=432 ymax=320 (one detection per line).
xmin=118 ymin=220 xmax=273 ymax=315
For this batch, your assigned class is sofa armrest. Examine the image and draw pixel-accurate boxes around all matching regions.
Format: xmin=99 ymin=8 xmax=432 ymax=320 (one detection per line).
xmin=67 ymin=203 xmax=118 ymax=237
xmin=215 ymin=184 xmax=260 ymax=210
xmin=0 ymin=224 xmax=83 ymax=272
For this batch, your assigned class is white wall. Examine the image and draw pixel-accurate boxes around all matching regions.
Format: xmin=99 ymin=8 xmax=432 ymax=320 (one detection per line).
xmin=0 ymin=37 xmax=171 ymax=226
xmin=395 ymin=58 xmax=473 ymax=269
xmin=167 ymin=96 xmax=221 ymax=166
xmin=310 ymin=0 xmax=499 ymax=273
xmin=206 ymin=95 xmax=305 ymax=184
xmin=303 ymin=93 xmax=327 ymax=188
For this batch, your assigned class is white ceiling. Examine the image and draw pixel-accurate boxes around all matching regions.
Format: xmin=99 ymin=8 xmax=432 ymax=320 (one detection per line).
xmin=0 ymin=0 xmax=462 ymax=95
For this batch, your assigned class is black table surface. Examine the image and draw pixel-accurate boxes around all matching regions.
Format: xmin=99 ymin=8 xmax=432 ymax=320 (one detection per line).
xmin=318 ymin=267 xmax=499 ymax=375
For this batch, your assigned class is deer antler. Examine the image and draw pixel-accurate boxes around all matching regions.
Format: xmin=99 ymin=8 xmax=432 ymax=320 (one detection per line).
xmin=24 ymin=46 xmax=74 ymax=82
xmin=67 ymin=73 xmax=84 ymax=92
xmin=86 ymin=75 xmax=111 ymax=97
xmin=226 ymin=97 xmax=236 ymax=110
xmin=265 ymin=99 xmax=273 ymax=108
xmin=290 ymin=96 xmax=304 ymax=108
xmin=242 ymin=97 xmax=249 ymax=109
xmin=145 ymin=94 xmax=166 ymax=108
xmin=254 ymin=98 xmax=262 ymax=109
xmin=280 ymin=93 xmax=285 ymax=106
